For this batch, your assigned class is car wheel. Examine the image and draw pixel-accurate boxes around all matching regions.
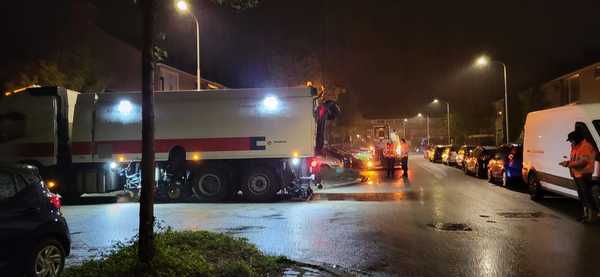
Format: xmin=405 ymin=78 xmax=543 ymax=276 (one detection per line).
xmin=191 ymin=167 xmax=232 ymax=202
xmin=528 ymin=173 xmax=544 ymax=200
xmin=241 ymin=166 xmax=280 ymax=202
xmin=488 ymin=169 xmax=495 ymax=184
xmin=502 ymin=172 xmax=509 ymax=187
xmin=27 ymin=238 xmax=65 ymax=277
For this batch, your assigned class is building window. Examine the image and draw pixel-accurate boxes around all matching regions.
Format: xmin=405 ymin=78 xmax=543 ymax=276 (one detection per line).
xmin=159 ymin=77 xmax=165 ymax=91
xmin=568 ymin=75 xmax=580 ymax=103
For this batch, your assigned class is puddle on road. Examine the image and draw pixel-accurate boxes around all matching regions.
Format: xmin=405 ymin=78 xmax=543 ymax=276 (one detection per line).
xmin=218 ymin=225 xmax=265 ymax=235
xmin=497 ymin=212 xmax=547 ymax=219
xmin=312 ymin=192 xmax=419 ymax=202
xmin=428 ymin=222 xmax=473 ymax=232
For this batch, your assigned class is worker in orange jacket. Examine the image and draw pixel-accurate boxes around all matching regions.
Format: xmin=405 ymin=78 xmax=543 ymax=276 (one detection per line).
xmin=560 ymin=130 xmax=598 ymax=222
xmin=383 ymin=141 xmax=396 ymax=178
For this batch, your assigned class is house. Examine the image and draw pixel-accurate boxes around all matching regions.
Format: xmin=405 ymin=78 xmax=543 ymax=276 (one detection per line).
xmin=539 ymin=62 xmax=600 ymax=107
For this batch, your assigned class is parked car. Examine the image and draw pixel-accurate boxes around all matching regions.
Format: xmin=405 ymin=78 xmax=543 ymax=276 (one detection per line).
xmin=456 ymin=145 xmax=475 ymax=169
xmin=431 ymin=145 xmax=448 ymax=163
xmin=523 ymin=104 xmax=600 ymax=200
xmin=0 ymin=163 xmax=70 ymax=277
xmin=441 ymin=146 xmax=458 ymax=165
xmin=464 ymin=146 xmax=497 ymax=178
xmin=488 ymin=144 xmax=523 ymax=186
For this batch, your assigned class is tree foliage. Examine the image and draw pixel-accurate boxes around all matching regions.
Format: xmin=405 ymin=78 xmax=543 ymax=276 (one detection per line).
xmin=210 ymin=0 xmax=260 ymax=10
xmin=7 ymin=45 xmax=106 ymax=92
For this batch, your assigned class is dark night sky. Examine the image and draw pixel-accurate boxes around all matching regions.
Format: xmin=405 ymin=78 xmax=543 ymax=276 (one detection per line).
xmin=3 ymin=0 xmax=600 ymax=118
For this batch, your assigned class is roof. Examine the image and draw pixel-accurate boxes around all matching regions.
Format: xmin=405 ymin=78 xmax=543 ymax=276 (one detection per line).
xmin=545 ymin=62 xmax=600 ymax=84
xmin=0 ymin=163 xmax=38 ymax=175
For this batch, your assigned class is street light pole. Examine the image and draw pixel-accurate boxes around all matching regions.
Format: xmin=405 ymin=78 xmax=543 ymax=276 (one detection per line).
xmin=192 ymin=12 xmax=201 ymax=91
xmin=446 ymin=102 xmax=451 ymax=144
xmin=177 ymin=1 xmax=201 ymax=91
xmin=475 ymin=56 xmax=509 ymax=144
xmin=501 ymin=62 xmax=509 ymax=144
xmin=426 ymin=114 xmax=430 ymax=145
xmin=433 ymin=99 xmax=451 ymax=144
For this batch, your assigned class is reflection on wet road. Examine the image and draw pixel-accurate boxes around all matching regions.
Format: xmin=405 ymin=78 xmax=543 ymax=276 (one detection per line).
xmin=63 ymin=155 xmax=600 ymax=276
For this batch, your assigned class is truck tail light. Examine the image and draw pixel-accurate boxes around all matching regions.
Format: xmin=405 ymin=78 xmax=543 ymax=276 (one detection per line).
xmin=310 ymin=159 xmax=318 ymax=168
xmin=48 ymin=193 xmax=61 ymax=209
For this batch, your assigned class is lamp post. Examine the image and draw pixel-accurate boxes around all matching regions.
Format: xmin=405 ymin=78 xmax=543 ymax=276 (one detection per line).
xmin=418 ymin=113 xmax=429 ymax=145
xmin=403 ymin=118 xmax=408 ymax=138
xmin=433 ymin=99 xmax=451 ymax=144
xmin=475 ymin=55 xmax=509 ymax=144
xmin=176 ymin=1 xmax=201 ymax=91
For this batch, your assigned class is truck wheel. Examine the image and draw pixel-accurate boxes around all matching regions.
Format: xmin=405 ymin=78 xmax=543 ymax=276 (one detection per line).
xmin=528 ymin=173 xmax=544 ymax=200
xmin=241 ymin=166 xmax=279 ymax=202
xmin=191 ymin=167 xmax=231 ymax=202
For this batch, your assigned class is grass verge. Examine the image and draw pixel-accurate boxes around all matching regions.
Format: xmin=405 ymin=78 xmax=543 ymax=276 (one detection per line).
xmin=62 ymin=228 xmax=289 ymax=277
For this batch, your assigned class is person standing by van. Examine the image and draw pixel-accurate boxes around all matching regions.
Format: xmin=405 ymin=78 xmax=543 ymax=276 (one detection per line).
xmin=400 ymin=138 xmax=410 ymax=177
xmin=560 ymin=131 xmax=598 ymax=222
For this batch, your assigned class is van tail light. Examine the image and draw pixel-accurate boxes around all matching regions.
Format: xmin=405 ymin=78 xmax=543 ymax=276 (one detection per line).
xmin=49 ymin=193 xmax=61 ymax=209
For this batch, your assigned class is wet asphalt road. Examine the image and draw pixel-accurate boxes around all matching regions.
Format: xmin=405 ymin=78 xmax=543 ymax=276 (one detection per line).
xmin=63 ymin=155 xmax=600 ymax=276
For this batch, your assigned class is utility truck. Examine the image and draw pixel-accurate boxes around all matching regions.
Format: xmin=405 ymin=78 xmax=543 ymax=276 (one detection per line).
xmin=0 ymin=86 xmax=338 ymax=202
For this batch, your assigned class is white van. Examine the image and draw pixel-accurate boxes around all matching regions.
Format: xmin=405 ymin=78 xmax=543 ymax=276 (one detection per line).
xmin=523 ymin=104 xmax=600 ymax=199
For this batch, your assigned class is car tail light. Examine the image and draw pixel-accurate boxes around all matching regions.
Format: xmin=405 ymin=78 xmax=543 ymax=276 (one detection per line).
xmin=49 ymin=193 xmax=61 ymax=209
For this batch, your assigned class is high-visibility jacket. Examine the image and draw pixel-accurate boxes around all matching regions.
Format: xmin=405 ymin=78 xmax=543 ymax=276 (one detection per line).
xmin=400 ymin=142 xmax=409 ymax=158
xmin=570 ymin=139 xmax=597 ymax=178
xmin=383 ymin=143 xmax=396 ymax=158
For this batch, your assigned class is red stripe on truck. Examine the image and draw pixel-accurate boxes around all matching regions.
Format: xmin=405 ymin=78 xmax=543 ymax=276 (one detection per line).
xmin=72 ymin=137 xmax=259 ymax=155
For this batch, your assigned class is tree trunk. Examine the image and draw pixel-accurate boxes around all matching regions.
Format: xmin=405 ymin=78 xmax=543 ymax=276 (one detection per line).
xmin=138 ymin=0 xmax=156 ymax=265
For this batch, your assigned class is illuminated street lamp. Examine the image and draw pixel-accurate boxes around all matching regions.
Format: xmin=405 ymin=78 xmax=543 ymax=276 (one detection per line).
xmin=432 ymin=98 xmax=451 ymax=144
xmin=475 ymin=55 xmax=509 ymax=144
xmin=418 ymin=113 xmax=430 ymax=144
xmin=176 ymin=0 xmax=201 ymax=91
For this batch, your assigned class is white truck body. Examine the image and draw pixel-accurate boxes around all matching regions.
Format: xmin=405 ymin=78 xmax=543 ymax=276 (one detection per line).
xmin=71 ymin=88 xmax=316 ymax=163
xmin=523 ymin=104 xmax=600 ymax=198
xmin=0 ymin=86 xmax=324 ymax=201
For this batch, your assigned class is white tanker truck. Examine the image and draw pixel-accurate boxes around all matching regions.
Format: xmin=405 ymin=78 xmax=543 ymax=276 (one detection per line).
xmin=0 ymin=86 xmax=339 ymax=202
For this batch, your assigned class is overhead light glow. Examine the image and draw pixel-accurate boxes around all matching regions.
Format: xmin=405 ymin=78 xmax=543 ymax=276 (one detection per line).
xmin=109 ymin=162 xmax=118 ymax=170
xmin=176 ymin=0 xmax=188 ymax=11
xmin=475 ymin=56 xmax=490 ymax=67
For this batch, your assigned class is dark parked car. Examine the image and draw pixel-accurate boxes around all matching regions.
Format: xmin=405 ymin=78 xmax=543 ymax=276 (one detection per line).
xmin=464 ymin=146 xmax=497 ymax=178
xmin=0 ymin=163 xmax=70 ymax=277
xmin=488 ymin=144 xmax=523 ymax=186
xmin=431 ymin=145 xmax=448 ymax=163
xmin=456 ymin=145 xmax=475 ymax=169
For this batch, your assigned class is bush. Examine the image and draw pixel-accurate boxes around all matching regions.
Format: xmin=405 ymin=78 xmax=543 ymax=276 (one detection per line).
xmin=62 ymin=229 xmax=289 ymax=277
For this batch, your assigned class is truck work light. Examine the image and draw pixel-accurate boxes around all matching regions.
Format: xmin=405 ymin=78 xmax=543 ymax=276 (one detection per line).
xmin=262 ymin=96 xmax=279 ymax=111
xmin=117 ymin=100 xmax=133 ymax=115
